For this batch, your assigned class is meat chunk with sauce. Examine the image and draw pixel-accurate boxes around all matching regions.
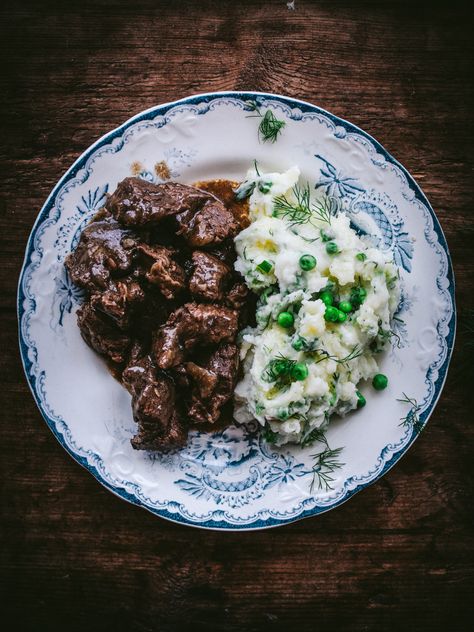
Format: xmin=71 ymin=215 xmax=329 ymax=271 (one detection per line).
xmin=178 ymin=344 xmax=240 ymax=425
xmin=153 ymin=303 xmax=239 ymax=369
xmin=107 ymin=177 xmax=238 ymax=246
xmin=225 ymin=281 xmax=250 ymax=311
xmin=106 ymin=177 xmax=209 ymax=227
xmin=65 ymin=216 xmax=138 ymax=291
xmin=175 ymin=198 xmax=238 ymax=247
xmin=189 ymin=251 xmax=231 ymax=302
xmin=77 ymin=301 xmax=132 ymax=364
xmin=136 ymin=243 xmax=186 ymax=300
xmin=89 ymin=277 xmax=145 ymax=330
xmin=122 ymin=354 xmax=186 ymax=450
xmin=66 ymin=175 xmax=252 ymax=451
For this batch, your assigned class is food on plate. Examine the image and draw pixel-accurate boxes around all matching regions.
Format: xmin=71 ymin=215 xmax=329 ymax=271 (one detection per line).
xmin=66 ymin=164 xmax=401 ymax=452
xmin=65 ymin=178 xmax=251 ymax=450
xmin=232 ymin=164 xmax=401 ymax=446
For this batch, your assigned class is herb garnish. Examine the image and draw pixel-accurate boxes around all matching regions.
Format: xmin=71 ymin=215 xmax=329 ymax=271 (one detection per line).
xmin=378 ymin=327 xmax=402 ymax=349
xmin=300 ymin=425 xmax=328 ymax=448
xmin=310 ymin=446 xmax=345 ymax=493
xmin=307 ymin=345 xmax=364 ymax=368
xmin=273 ymin=183 xmax=339 ymax=227
xmin=397 ymin=393 xmax=423 ymax=433
xmin=262 ymin=354 xmax=297 ymax=390
xmin=245 ymin=102 xmax=286 ymax=143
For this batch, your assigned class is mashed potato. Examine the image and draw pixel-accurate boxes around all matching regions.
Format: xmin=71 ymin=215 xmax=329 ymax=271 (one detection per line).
xmin=233 ymin=165 xmax=401 ymax=446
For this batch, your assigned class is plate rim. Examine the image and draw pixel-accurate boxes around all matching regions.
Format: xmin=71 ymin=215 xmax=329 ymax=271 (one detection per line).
xmin=17 ymin=91 xmax=457 ymax=530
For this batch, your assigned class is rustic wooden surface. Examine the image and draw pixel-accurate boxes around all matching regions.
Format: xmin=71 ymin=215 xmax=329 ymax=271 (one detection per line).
xmin=1 ymin=1 xmax=473 ymax=630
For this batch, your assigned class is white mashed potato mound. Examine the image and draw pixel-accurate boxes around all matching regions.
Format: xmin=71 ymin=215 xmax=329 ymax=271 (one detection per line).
xmin=233 ymin=165 xmax=401 ymax=446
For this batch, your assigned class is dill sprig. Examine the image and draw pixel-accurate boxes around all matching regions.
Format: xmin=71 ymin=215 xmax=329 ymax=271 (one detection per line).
xmin=273 ymin=183 xmax=313 ymax=226
xmin=397 ymin=393 xmax=423 ymax=433
xmin=309 ymin=345 xmax=364 ymax=368
xmin=336 ymin=345 xmax=364 ymax=366
xmin=300 ymin=425 xmax=329 ymax=449
xmin=259 ymin=110 xmax=286 ymax=143
xmin=312 ymin=196 xmax=340 ymax=224
xmin=246 ymin=103 xmax=286 ymax=143
xmin=273 ymin=183 xmax=339 ymax=227
xmin=262 ymin=354 xmax=296 ymax=386
xmin=310 ymin=446 xmax=345 ymax=493
xmin=378 ymin=327 xmax=402 ymax=349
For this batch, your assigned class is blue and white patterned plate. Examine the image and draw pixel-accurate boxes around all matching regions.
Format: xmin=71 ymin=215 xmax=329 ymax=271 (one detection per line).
xmin=18 ymin=92 xmax=456 ymax=530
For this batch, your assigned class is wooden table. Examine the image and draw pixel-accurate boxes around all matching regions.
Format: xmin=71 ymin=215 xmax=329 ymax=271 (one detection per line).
xmin=2 ymin=1 xmax=473 ymax=630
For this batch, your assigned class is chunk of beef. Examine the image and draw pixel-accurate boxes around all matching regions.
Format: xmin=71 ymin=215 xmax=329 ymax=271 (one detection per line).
xmin=90 ymin=277 xmax=145 ymax=330
xmin=225 ymin=282 xmax=249 ymax=311
xmin=65 ymin=217 xmax=137 ymax=291
xmin=77 ymin=301 xmax=132 ymax=364
xmin=175 ymin=198 xmax=238 ymax=247
xmin=137 ymin=243 xmax=186 ymax=300
xmin=189 ymin=251 xmax=231 ymax=302
xmin=122 ymin=354 xmax=186 ymax=450
xmin=180 ymin=344 xmax=240 ymax=424
xmin=174 ymin=361 xmax=218 ymax=399
xmin=106 ymin=177 xmax=209 ymax=227
xmin=153 ymin=303 xmax=239 ymax=369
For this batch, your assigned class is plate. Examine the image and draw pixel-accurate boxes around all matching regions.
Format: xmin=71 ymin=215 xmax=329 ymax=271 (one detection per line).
xmin=18 ymin=92 xmax=456 ymax=530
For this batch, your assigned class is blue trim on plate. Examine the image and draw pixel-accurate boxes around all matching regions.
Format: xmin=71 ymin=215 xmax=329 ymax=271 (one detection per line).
xmin=17 ymin=92 xmax=456 ymax=530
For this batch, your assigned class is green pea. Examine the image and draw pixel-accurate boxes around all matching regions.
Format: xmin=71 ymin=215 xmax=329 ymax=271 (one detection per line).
xmin=320 ymin=291 xmax=334 ymax=306
xmin=320 ymin=229 xmax=332 ymax=242
xmin=326 ymin=242 xmax=338 ymax=255
xmin=356 ymin=390 xmax=366 ymax=408
xmin=337 ymin=310 xmax=347 ymax=323
xmin=291 ymin=362 xmax=309 ymax=381
xmin=372 ymin=373 xmax=388 ymax=390
xmin=257 ymin=259 xmax=273 ymax=273
xmin=356 ymin=253 xmax=367 ymax=261
xmin=339 ymin=301 xmax=353 ymax=313
xmin=277 ymin=311 xmax=294 ymax=329
xmin=299 ymin=254 xmax=317 ymax=271
xmin=324 ymin=306 xmax=339 ymax=323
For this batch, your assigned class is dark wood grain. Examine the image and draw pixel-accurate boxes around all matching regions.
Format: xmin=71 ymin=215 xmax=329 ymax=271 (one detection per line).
xmin=1 ymin=1 xmax=473 ymax=631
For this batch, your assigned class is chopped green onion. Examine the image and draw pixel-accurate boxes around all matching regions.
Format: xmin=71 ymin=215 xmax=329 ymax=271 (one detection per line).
xmin=292 ymin=336 xmax=306 ymax=351
xmin=258 ymin=181 xmax=272 ymax=194
xmin=257 ymin=259 xmax=273 ymax=273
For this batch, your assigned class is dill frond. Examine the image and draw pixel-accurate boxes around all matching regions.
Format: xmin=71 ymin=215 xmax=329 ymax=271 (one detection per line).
xmin=310 ymin=446 xmax=345 ymax=493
